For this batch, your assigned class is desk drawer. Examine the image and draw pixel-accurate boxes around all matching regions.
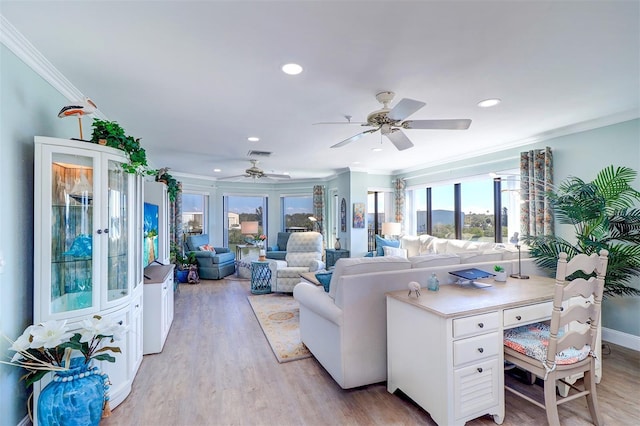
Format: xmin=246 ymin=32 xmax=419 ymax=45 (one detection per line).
xmin=504 ymin=301 xmax=553 ymax=328
xmin=453 ymin=312 xmax=500 ymax=339
xmin=453 ymin=332 xmax=500 ymax=366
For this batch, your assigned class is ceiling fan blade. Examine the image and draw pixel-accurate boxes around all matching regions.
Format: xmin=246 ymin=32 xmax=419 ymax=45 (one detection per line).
xmin=312 ymin=121 xmax=366 ymax=125
xmin=330 ymin=128 xmax=378 ymax=149
xmin=402 ymin=119 xmax=472 ymax=130
xmin=218 ymin=174 xmax=247 ymax=181
xmin=386 ymin=130 xmax=414 ymax=151
xmin=387 ymin=98 xmax=426 ymax=121
xmin=264 ymin=173 xmax=291 ymax=179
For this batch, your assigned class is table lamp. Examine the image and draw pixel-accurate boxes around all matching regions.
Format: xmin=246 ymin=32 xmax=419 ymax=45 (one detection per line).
xmin=240 ymin=221 xmax=259 ymax=244
xmin=381 ymin=222 xmax=401 ymax=240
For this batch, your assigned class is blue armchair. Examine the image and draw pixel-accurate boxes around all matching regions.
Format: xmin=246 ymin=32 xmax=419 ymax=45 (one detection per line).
xmin=266 ymin=232 xmax=291 ymax=260
xmin=185 ymin=234 xmax=235 ymax=279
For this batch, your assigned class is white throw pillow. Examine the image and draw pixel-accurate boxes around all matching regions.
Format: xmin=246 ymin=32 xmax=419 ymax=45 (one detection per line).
xmin=383 ymin=246 xmax=408 ymax=258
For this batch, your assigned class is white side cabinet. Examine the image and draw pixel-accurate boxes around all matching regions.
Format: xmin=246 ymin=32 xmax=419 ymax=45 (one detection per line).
xmin=33 ymin=137 xmax=144 ymax=423
xmin=143 ymin=264 xmax=175 ymax=354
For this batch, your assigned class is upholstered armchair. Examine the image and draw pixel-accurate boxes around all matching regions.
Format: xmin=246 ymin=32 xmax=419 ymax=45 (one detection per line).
xmin=184 ymin=234 xmax=235 ymax=280
xmin=272 ymin=231 xmax=324 ymax=292
xmin=266 ymin=232 xmax=290 ymax=260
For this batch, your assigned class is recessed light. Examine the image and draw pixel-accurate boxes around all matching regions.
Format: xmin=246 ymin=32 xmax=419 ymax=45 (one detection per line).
xmin=282 ymin=63 xmax=303 ymax=75
xmin=478 ymin=98 xmax=501 ymax=108
xmin=247 ymin=136 xmax=260 ymax=142
xmin=352 ymin=161 xmax=361 ymax=165
xmin=214 ymin=168 xmax=221 ymax=172
xmin=372 ymin=148 xmax=383 ymax=152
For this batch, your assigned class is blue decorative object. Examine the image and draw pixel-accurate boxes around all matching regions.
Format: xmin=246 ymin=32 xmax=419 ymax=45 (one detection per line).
xmin=315 ymin=271 xmax=333 ymax=292
xmin=375 ymin=235 xmax=400 ymax=257
xmin=428 ymin=273 xmax=440 ymax=291
xmin=38 ymin=357 xmax=108 ymax=426
xmin=62 ymin=234 xmax=92 ymax=258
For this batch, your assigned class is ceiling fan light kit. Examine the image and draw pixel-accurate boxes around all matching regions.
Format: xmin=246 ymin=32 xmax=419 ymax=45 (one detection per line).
xmin=323 ymin=91 xmax=472 ymax=151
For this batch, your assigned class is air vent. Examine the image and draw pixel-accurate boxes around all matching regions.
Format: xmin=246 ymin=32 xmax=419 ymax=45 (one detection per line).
xmin=247 ymin=150 xmax=272 ymax=157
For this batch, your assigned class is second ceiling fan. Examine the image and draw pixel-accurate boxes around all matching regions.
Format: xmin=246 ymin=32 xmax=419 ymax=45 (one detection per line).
xmin=322 ymin=91 xmax=472 ymax=151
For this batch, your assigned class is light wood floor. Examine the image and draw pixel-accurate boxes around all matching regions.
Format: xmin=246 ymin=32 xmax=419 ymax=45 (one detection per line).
xmin=103 ymin=277 xmax=640 ymax=426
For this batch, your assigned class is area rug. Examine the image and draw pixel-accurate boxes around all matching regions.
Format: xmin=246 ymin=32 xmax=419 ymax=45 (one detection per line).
xmin=247 ymin=293 xmax=312 ymax=363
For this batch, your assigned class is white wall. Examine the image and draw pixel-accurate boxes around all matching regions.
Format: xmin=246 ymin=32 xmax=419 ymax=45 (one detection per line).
xmin=0 ymin=44 xmax=82 ymax=426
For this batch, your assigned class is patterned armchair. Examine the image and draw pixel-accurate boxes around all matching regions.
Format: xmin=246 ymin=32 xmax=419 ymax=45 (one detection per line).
xmin=272 ymin=231 xmax=325 ymax=292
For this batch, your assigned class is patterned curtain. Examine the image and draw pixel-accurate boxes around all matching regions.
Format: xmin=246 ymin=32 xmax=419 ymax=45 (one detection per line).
xmin=170 ymin=183 xmax=184 ymax=253
xmin=313 ymin=185 xmax=325 ymax=236
xmin=394 ymin=178 xmax=406 ymax=230
xmin=520 ymin=147 xmax=554 ymax=238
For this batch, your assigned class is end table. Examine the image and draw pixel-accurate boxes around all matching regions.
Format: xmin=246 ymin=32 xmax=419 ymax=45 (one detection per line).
xmin=250 ymin=260 xmax=272 ymax=294
xmin=325 ymin=248 xmax=350 ymax=268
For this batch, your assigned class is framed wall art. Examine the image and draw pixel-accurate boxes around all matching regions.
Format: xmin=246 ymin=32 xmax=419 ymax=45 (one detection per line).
xmin=353 ymin=202 xmax=365 ymax=229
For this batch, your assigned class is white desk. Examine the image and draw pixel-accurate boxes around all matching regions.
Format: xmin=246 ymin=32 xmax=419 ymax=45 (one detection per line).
xmin=386 ymin=276 xmax=597 ymax=426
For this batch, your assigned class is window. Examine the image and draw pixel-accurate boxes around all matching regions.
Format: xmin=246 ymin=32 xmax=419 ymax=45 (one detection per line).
xmin=281 ymin=196 xmax=314 ymax=231
xmin=431 ymin=184 xmax=455 ymax=238
xmin=408 ymin=174 xmax=508 ymax=242
xmin=224 ymin=195 xmax=267 ymax=250
xmin=181 ymin=193 xmax=207 ymax=235
xmin=461 ymin=180 xmax=494 ymax=241
xmin=367 ymin=191 xmax=392 ymax=251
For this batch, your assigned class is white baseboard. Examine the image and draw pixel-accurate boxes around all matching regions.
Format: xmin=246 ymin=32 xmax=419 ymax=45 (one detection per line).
xmin=17 ymin=414 xmax=31 ymax=426
xmin=602 ymin=327 xmax=640 ymax=351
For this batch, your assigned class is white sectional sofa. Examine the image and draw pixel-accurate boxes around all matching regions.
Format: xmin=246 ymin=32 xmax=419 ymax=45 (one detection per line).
xmin=399 ymin=234 xmax=528 ymax=266
xmin=293 ymin=255 xmax=545 ymax=389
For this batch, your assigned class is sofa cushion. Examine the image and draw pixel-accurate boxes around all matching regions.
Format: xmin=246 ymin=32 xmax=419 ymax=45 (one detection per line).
xmin=328 ymin=256 xmax=412 ymax=300
xmin=457 ymin=250 xmax=503 ymax=264
xmin=383 ymin=246 xmax=407 ymax=258
xmin=375 ymin=235 xmax=400 ymax=256
xmin=409 ymin=253 xmax=461 ymax=269
xmin=315 ymin=271 xmax=333 ymax=292
xmin=276 ymin=232 xmax=291 ymax=251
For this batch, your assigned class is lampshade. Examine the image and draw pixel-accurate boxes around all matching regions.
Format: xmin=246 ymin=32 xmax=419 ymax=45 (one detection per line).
xmin=381 ymin=222 xmax=401 ymax=236
xmin=240 ymin=221 xmax=259 ymax=235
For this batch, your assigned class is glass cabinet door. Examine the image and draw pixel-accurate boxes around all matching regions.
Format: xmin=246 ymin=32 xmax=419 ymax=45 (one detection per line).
xmin=106 ymin=158 xmax=129 ymax=302
xmin=50 ymin=153 xmax=96 ymax=314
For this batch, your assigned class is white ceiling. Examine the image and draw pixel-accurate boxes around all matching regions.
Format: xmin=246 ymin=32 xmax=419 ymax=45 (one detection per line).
xmin=2 ymin=1 xmax=638 ymax=181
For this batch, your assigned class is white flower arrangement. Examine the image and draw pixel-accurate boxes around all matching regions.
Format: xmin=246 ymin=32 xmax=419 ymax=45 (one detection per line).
xmin=2 ymin=315 xmax=126 ymax=386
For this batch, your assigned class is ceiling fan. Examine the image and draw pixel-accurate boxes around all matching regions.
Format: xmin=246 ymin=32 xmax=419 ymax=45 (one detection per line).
xmin=318 ymin=91 xmax=471 ymax=151
xmin=219 ymin=159 xmax=291 ymax=181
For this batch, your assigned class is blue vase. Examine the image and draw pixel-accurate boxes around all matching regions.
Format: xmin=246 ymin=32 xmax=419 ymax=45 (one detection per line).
xmin=38 ymin=357 xmax=108 ymax=426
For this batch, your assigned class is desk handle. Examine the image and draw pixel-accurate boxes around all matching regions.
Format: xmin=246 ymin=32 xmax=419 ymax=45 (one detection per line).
xmin=477 ymin=347 xmax=484 ymax=353
xmin=477 ymin=322 xmax=484 ymax=328
xmin=477 ymin=367 xmax=483 ymax=373
xmin=516 ymin=315 xmax=522 ymax=321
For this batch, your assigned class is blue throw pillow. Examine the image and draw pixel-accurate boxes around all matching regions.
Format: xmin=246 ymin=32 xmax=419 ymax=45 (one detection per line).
xmin=315 ymin=271 xmax=333 ymax=292
xmin=375 ymin=235 xmax=400 ymax=257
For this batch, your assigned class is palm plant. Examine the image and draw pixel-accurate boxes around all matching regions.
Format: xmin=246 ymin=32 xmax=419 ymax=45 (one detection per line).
xmin=526 ymin=165 xmax=640 ymax=297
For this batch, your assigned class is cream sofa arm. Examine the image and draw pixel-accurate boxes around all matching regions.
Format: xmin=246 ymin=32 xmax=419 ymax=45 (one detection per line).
xmin=293 ymin=282 xmax=343 ymax=326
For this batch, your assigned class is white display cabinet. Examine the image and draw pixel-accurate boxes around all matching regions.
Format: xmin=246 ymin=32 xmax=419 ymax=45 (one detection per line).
xmin=33 ymin=136 xmax=143 ymax=419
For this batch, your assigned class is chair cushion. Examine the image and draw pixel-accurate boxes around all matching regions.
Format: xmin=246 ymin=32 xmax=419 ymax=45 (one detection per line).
xmin=375 ymin=235 xmax=400 ymax=256
xmin=186 ymin=234 xmax=209 ymax=252
xmin=503 ymin=322 xmax=591 ymax=365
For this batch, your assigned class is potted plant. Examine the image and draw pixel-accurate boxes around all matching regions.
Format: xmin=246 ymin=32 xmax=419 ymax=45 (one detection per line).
xmin=493 ymin=265 xmax=507 ymax=282
xmin=173 ymin=251 xmax=196 ymax=283
xmin=90 ymin=119 xmax=155 ymax=175
xmin=526 ymin=165 xmax=640 ymax=297
xmin=155 ymin=168 xmax=180 ymax=202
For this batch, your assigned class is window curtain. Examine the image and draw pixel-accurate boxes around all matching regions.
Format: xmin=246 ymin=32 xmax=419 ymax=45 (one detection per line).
xmin=394 ymin=178 xmax=406 ymax=230
xmin=520 ymin=147 xmax=554 ymax=238
xmin=170 ymin=183 xmax=184 ymax=253
xmin=313 ymin=185 xmax=325 ymax=236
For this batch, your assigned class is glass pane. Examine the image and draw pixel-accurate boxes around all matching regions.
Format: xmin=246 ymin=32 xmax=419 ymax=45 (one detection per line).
xmin=501 ymin=176 xmax=521 ymax=243
xmin=107 ymin=160 xmax=128 ymax=302
xmin=282 ymin=196 xmax=314 ymax=231
xmin=182 ymin=193 xmax=205 ymax=235
xmin=414 ymin=189 xmax=428 ymax=235
xmin=432 ymin=185 xmax=455 ymax=238
xmin=461 ymin=180 xmax=495 ymax=241
xmin=226 ymin=196 xmax=266 ymax=253
xmin=51 ymin=153 xmax=94 ymax=313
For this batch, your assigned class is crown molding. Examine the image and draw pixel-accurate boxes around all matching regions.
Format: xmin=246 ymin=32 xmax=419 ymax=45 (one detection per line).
xmin=0 ymin=15 xmax=107 ymax=119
